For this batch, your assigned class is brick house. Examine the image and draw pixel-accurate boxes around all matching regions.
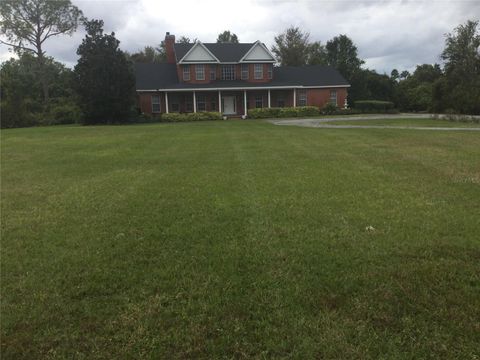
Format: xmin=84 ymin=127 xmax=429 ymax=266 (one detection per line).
xmin=135 ymin=32 xmax=350 ymax=117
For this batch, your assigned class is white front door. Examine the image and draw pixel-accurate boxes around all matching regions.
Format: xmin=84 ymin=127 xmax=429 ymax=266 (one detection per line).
xmin=222 ymin=96 xmax=236 ymax=115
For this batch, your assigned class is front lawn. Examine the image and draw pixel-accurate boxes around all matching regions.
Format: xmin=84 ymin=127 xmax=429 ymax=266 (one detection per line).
xmin=2 ymin=120 xmax=479 ymax=359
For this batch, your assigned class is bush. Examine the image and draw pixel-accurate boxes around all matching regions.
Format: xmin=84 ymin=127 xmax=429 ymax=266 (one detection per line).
xmin=248 ymin=106 xmax=320 ymax=119
xmin=42 ymin=98 xmax=83 ymax=125
xmin=161 ymin=112 xmax=222 ymax=122
xmin=321 ymin=103 xmax=338 ymax=115
xmin=354 ymin=100 xmax=395 ymax=113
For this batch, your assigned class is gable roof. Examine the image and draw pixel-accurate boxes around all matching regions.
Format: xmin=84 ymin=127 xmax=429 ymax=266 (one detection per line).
xmin=174 ymin=43 xmax=256 ymax=63
xmin=135 ymin=63 xmax=350 ymax=91
xmin=178 ymin=41 xmax=220 ymax=63
xmin=239 ymin=41 xmax=275 ymax=62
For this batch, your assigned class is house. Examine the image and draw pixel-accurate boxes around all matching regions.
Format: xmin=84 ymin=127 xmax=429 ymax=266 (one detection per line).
xmin=135 ymin=32 xmax=350 ymax=117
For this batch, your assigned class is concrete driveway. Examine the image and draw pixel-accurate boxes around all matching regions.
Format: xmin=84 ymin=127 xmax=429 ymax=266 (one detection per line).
xmin=269 ymin=114 xmax=480 ymax=131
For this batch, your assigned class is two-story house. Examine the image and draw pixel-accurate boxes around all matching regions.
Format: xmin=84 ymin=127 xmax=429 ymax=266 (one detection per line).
xmin=135 ymin=32 xmax=350 ymax=117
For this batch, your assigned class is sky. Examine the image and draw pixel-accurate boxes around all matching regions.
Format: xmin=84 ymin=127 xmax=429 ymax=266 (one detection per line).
xmin=1 ymin=0 xmax=479 ymax=74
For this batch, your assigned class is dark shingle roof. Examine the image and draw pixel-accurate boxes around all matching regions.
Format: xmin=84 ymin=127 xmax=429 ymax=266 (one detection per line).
xmin=274 ymin=66 xmax=350 ymax=86
xmin=135 ymin=63 xmax=349 ymax=90
xmin=174 ymin=43 xmax=256 ymax=62
xmin=134 ymin=63 xmax=178 ymax=90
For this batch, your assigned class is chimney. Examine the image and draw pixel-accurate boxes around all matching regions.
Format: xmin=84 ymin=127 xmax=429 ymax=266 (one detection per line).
xmin=165 ymin=32 xmax=176 ymax=64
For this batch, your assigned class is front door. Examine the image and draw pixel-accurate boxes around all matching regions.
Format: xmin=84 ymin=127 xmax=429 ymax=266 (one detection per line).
xmin=222 ymin=96 xmax=236 ymax=115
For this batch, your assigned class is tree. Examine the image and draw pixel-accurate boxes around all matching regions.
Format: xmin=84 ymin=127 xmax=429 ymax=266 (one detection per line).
xmin=0 ymin=0 xmax=83 ymax=102
xmin=325 ymin=35 xmax=364 ymax=80
xmin=216 ymin=30 xmax=239 ymax=43
xmin=440 ymin=20 xmax=480 ymax=114
xmin=177 ymin=36 xmax=192 ymax=44
xmin=307 ymin=41 xmax=328 ymax=65
xmin=400 ymin=70 xmax=410 ymax=80
xmin=1 ymin=53 xmax=78 ymax=128
xmin=390 ymin=69 xmax=399 ymax=81
xmin=129 ymin=46 xmax=165 ymax=63
xmin=271 ymin=27 xmax=311 ymax=66
xmin=74 ymin=19 xmax=135 ymax=124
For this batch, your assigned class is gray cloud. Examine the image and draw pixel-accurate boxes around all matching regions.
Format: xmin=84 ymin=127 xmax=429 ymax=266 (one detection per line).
xmin=1 ymin=0 xmax=478 ymax=74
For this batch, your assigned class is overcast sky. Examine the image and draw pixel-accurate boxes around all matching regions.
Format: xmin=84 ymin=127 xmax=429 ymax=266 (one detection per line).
xmin=1 ymin=0 xmax=478 ymax=74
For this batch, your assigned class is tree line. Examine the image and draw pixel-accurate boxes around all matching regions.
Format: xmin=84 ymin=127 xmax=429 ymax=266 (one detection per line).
xmin=1 ymin=0 xmax=479 ymax=128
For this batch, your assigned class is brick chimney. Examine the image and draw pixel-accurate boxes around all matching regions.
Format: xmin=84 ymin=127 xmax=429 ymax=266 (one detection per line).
xmin=164 ymin=32 xmax=176 ymax=64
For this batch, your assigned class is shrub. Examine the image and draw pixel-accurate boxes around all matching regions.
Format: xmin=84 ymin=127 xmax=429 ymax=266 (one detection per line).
xmin=354 ymin=100 xmax=395 ymax=113
xmin=161 ymin=112 xmax=222 ymax=122
xmin=42 ymin=98 xmax=83 ymax=125
xmin=248 ymin=106 xmax=320 ymax=119
xmin=321 ymin=103 xmax=338 ymax=115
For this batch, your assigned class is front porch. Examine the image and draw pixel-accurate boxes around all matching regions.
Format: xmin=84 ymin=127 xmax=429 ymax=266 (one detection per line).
xmin=165 ymin=89 xmax=299 ymax=116
xmin=138 ymin=87 xmax=346 ymax=116
xmin=142 ymin=89 xmax=302 ymax=116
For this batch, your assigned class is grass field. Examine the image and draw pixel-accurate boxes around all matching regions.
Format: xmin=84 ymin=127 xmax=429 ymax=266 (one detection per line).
xmin=2 ymin=120 xmax=479 ymax=359
xmin=322 ymin=117 xmax=480 ymax=127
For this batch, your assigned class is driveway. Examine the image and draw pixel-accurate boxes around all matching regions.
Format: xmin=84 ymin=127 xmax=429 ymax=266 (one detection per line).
xmin=269 ymin=113 xmax=480 ymax=131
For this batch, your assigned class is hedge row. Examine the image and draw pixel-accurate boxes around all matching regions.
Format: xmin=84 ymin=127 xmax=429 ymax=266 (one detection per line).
xmin=139 ymin=111 xmax=223 ymax=123
xmin=354 ymin=100 xmax=395 ymax=112
xmin=247 ymin=106 xmax=320 ymax=119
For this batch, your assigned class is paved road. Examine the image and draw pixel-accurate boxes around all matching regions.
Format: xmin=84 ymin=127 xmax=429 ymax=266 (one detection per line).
xmin=269 ymin=114 xmax=480 ymax=131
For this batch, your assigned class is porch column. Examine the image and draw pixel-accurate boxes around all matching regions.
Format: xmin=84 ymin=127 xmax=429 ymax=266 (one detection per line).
xmin=293 ymin=88 xmax=296 ymax=107
xmin=218 ymin=90 xmax=222 ymax=113
xmin=193 ymin=91 xmax=197 ymax=113
xmin=268 ymin=89 xmax=271 ymax=108
xmin=165 ymin=92 xmax=169 ymax=114
xmin=244 ymin=90 xmax=247 ymax=116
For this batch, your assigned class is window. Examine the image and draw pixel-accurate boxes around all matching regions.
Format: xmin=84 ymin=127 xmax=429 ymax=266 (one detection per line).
xmin=254 ymin=64 xmax=263 ymax=79
xmin=210 ymin=65 xmax=216 ymax=80
xmin=268 ymin=64 xmax=273 ymax=79
xmin=221 ymin=65 xmax=235 ymax=80
xmin=210 ymin=97 xmax=216 ymax=111
xmin=241 ymin=64 xmax=249 ymax=80
xmin=183 ymin=65 xmax=190 ymax=81
xmin=170 ymin=95 xmax=179 ymax=112
xmin=185 ymin=95 xmax=193 ymax=112
xmin=255 ymin=95 xmax=263 ymax=108
xmin=195 ymin=64 xmax=205 ymax=80
xmin=196 ymin=95 xmax=206 ymax=112
xmin=277 ymin=94 xmax=285 ymax=108
xmin=330 ymin=90 xmax=337 ymax=105
xmin=151 ymin=95 xmax=161 ymax=113
xmin=298 ymin=90 xmax=307 ymax=106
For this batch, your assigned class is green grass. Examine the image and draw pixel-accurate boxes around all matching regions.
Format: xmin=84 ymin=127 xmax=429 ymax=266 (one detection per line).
xmin=2 ymin=120 xmax=480 ymax=359
xmin=322 ymin=117 xmax=480 ymax=127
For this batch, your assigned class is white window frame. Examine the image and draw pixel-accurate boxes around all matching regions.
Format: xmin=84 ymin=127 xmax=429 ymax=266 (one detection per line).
xmin=221 ymin=65 xmax=235 ymax=80
xmin=241 ymin=64 xmax=249 ymax=80
xmin=196 ymin=95 xmax=206 ymax=112
xmin=210 ymin=65 xmax=216 ymax=80
xmin=268 ymin=64 xmax=273 ymax=79
xmin=151 ymin=95 xmax=161 ymax=113
xmin=330 ymin=90 xmax=337 ymax=105
xmin=195 ymin=64 xmax=205 ymax=80
xmin=183 ymin=65 xmax=190 ymax=81
xmin=254 ymin=64 xmax=263 ymax=80
xmin=298 ymin=90 xmax=307 ymax=106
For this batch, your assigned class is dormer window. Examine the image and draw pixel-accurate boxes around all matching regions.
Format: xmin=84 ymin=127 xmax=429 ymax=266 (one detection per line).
xmin=254 ymin=64 xmax=263 ymax=79
xmin=195 ymin=64 xmax=205 ymax=80
xmin=183 ymin=65 xmax=190 ymax=81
